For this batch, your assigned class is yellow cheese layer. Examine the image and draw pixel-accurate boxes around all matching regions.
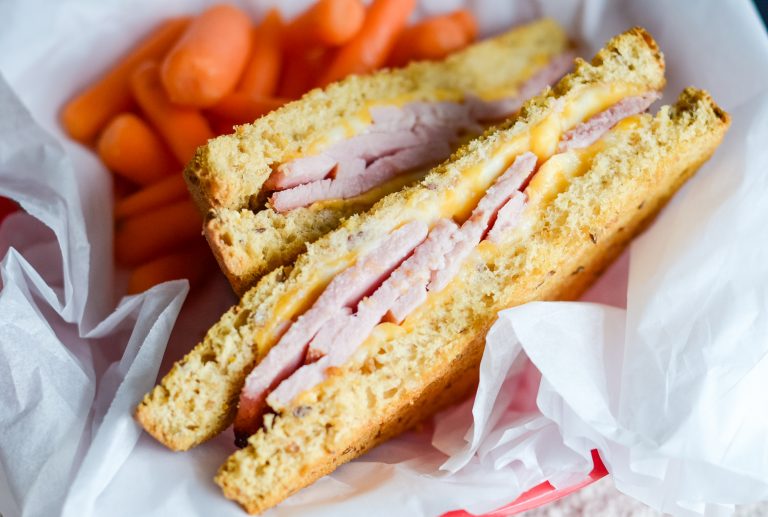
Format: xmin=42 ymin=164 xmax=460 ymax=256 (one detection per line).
xmin=312 ymin=170 xmax=426 ymax=212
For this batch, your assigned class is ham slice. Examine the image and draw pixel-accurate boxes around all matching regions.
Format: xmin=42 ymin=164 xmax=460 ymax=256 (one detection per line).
xmin=265 ymin=155 xmax=536 ymax=412
xmin=233 ymin=221 xmax=428 ymax=442
xmin=429 ymin=152 xmax=537 ymax=293
xmin=369 ymin=104 xmax=417 ymax=132
xmin=265 ymin=154 xmax=337 ymax=190
xmin=267 ymin=219 xmax=459 ymax=411
xmin=326 ymin=131 xmax=423 ymax=163
xmin=332 ymin=157 xmax=367 ymax=180
xmin=263 ymin=52 xmax=574 ymax=211
xmin=558 ymin=92 xmax=661 ymax=152
xmin=270 ymin=139 xmax=451 ymax=211
xmin=408 ymin=101 xmax=482 ymax=135
xmin=384 ymin=284 xmax=427 ymax=324
xmin=486 ymin=191 xmax=527 ymax=243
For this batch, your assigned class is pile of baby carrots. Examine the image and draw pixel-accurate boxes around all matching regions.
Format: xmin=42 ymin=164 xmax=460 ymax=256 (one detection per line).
xmin=60 ymin=0 xmax=477 ymax=295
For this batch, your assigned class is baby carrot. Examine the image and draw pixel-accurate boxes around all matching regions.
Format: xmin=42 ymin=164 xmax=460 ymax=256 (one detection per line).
xmin=237 ymin=9 xmax=284 ymax=97
xmin=61 ymin=17 xmax=190 ymax=143
xmin=277 ymin=50 xmax=315 ymax=99
xmin=127 ymin=240 xmax=214 ymax=294
xmin=448 ymin=9 xmax=478 ymax=41
xmin=211 ymin=118 xmax=236 ymax=136
xmin=207 ymin=92 xmax=288 ymax=126
xmin=114 ymin=173 xmax=188 ymax=220
xmin=387 ymin=11 xmax=475 ymax=67
xmin=131 ymin=61 xmax=214 ymax=164
xmin=279 ymin=47 xmax=335 ymax=98
xmin=161 ymin=4 xmax=253 ymax=107
xmin=285 ymin=0 xmax=365 ymax=48
xmin=115 ymin=198 xmax=202 ymax=266
xmin=318 ymin=0 xmax=416 ymax=86
xmin=113 ymin=175 xmax=137 ymax=201
xmin=97 ymin=113 xmax=178 ymax=186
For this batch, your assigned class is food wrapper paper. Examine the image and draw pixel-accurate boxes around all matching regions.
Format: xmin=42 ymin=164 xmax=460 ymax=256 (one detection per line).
xmin=1 ymin=0 xmax=767 ymax=515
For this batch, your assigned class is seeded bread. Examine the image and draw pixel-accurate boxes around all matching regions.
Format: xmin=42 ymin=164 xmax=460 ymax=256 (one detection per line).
xmin=187 ymin=19 xmax=569 ymax=294
xmin=136 ymin=27 xmax=670 ymax=453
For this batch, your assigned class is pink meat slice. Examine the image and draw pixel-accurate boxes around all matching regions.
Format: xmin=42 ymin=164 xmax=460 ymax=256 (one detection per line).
xmin=384 ymin=284 xmax=427 ymax=324
xmin=267 ymin=219 xmax=459 ymax=410
xmin=486 ymin=191 xmax=527 ymax=243
xmin=326 ymin=130 xmax=422 ymax=163
xmin=265 ymin=154 xmax=337 ymax=190
xmin=304 ymin=307 xmax=351 ymax=363
xmin=369 ymin=104 xmax=417 ymax=132
xmin=557 ymin=92 xmax=661 ymax=152
xmin=468 ymin=51 xmax=575 ymax=121
xmin=234 ymin=221 xmax=428 ymax=440
xmin=270 ymin=141 xmax=451 ymax=212
xmin=409 ymin=101 xmax=482 ymax=134
xmin=270 ymin=172 xmax=386 ymax=212
xmin=332 ymin=157 xmax=367 ymax=180
xmin=366 ymin=139 xmax=452 ymax=178
xmin=429 ymin=152 xmax=537 ymax=293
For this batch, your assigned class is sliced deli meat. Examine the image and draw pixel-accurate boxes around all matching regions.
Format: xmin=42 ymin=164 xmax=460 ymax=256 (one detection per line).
xmin=270 ymin=141 xmax=451 ymax=211
xmin=557 ymin=92 xmax=661 ymax=152
xmin=267 ymin=219 xmax=460 ymax=411
xmin=265 ymin=154 xmax=337 ymax=190
xmin=233 ymin=221 xmax=428 ymax=442
xmin=429 ymin=152 xmax=537 ymax=293
xmin=265 ymin=52 xmax=576 ymax=212
xmin=486 ymin=191 xmax=527 ymax=242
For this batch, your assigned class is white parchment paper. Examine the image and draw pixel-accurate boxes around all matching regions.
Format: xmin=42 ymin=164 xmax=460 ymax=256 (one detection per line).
xmin=1 ymin=1 xmax=767 ymax=516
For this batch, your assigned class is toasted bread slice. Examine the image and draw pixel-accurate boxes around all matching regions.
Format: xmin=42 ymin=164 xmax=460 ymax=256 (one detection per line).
xmin=136 ymin=27 xmax=672 ymax=454
xmin=187 ymin=18 xmax=570 ymax=294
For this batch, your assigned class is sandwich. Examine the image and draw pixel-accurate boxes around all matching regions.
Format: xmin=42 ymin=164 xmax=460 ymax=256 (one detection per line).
xmin=185 ymin=18 xmax=572 ymax=294
xmin=137 ymin=27 xmax=729 ymax=514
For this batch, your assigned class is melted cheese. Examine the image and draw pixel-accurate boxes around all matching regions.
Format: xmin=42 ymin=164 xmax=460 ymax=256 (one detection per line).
xmin=478 ymin=53 xmax=551 ymax=101
xmin=311 ymin=169 xmax=426 ymax=212
xmin=254 ymin=252 xmax=357 ymax=349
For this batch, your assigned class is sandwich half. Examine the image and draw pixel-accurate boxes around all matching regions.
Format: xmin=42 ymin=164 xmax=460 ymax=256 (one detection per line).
xmin=138 ymin=27 xmax=729 ymax=514
xmin=186 ymin=18 xmax=572 ymax=294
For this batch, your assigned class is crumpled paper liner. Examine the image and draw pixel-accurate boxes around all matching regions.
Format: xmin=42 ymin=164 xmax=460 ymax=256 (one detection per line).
xmin=1 ymin=0 xmax=767 ymax=516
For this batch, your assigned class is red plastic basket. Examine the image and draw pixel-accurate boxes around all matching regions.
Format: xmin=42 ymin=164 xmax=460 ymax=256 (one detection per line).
xmin=443 ymin=450 xmax=607 ymax=516
xmin=0 ymin=196 xmax=18 ymax=224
